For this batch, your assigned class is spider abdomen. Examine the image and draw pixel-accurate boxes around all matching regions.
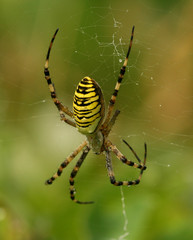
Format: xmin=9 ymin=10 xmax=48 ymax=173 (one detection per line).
xmin=73 ymin=77 xmax=105 ymax=134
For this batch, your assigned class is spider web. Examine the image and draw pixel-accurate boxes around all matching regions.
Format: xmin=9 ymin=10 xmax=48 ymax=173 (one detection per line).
xmin=0 ymin=1 xmax=193 ymax=240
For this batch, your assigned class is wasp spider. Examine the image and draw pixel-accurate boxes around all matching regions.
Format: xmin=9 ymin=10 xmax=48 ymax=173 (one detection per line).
xmin=44 ymin=26 xmax=147 ymax=204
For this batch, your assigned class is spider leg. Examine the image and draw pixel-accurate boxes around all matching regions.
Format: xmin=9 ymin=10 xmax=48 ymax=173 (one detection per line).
xmin=122 ymin=139 xmax=147 ymax=165
xmin=105 ymin=140 xmax=146 ymax=186
xmin=45 ymin=140 xmax=88 ymax=185
xmin=102 ymin=26 xmax=135 ymax=129
xmin=69 ymin=146 xmax=94 ymax=204
xmin=106 ymin=149 xmax=140 ymax=186
xmin=44 ymin=29 xmax=76 ymax=127
xmin=103 ymin=109 xmax=120 ymax=137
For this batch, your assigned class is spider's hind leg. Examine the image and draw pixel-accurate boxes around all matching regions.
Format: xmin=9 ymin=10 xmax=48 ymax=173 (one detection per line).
xmin=105 ymin=140 xmax=147 ymax=186
xmin=69 ymin=146 xmax=94 ymax=204
xmin=122 ymin=139 xmax=147 ymax=166
xmin=105 ymin=150 xmax=142 ymax=186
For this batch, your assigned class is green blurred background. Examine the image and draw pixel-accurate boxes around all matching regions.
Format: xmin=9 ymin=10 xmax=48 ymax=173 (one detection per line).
xmin=0 ymin=0 xmax=193 ymax=239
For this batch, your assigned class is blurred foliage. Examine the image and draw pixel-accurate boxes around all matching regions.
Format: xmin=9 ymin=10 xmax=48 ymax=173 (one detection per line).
xmin=0 ymin=0 xmax=193 ymax=240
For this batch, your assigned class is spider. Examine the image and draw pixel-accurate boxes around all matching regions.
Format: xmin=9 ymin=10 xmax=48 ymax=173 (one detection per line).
xmin=44 ymin=26 xmax=147 ymax=204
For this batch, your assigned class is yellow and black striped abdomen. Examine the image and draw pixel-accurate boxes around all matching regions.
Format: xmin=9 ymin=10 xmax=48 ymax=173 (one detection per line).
xmin=73 ymin=77 xmax=105 ymax=134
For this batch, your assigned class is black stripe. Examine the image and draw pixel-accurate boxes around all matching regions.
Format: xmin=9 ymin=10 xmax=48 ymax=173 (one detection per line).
xmin=137 ymin=164 xmax=143 ymax=169
xmin=120 ymin=66 xmax=126 ymax=75
xmin=77 ymin=85 xmax=95 ymax=91
xmin=109 ymin=99 xmax=115 ymax=104
xmin=57 ymin=169 xmax=62 ymax=176
xmin=74 ymin=99 xmax=99 ymax=106
xmin=135 ymin=179 xmax=140 ymax=185
xmin=47 ymin=79 xmax=52 ymax=84
xmin=73 ymin=108 xmax=92 ymax=115
xmin=120 ymin=156 xmax=127 ymax=163
xmin=73 ymin=99 xmax=100 ymax=107
xmin=75 ymin=90 xmax=96 ymax=97
xmin=71 ymin=170 xmax=77 ymax=178
xmin=74 ymin=102 xmax=100 ymax=112
xmin=113 ymin=89 xmax=118 ymax=96
xmin=76 ymin=88 xmax=96 ymax=95
xmin=51 ymin=92 xmax=56 ymax=98
xmin=74 ymin=97 xmax=98 ymax=105
xmin=118 ymin=76 xmax=123 ymax=83
xmin=76 ymin=123 xmax=91 ymax=128
xmin=80 ymin=80 xmax=93 ymax=85
xmin=61 ymin=162 xmax=67 ymax=168
xmin=69 ymin=180 xmax=74 ymax=185
xmin=46 ymin=28 xmax=59 ymax=61
xmin=44 ymin=69 xmax=49 ymax=76
xmin=75 ymin=115 xmax=101 ymax=127
xmin=75 ymin=109 xmax=101 ymax=120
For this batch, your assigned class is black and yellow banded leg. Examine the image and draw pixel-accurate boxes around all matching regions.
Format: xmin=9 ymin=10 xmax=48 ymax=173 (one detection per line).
xmin=44 ymin=29 xmax=75 ymax=127
xmin=44 ymin=67 xmax=76 ymax=127
xmin=105 ymin=139 xmax=147 ymax=184
xmin=122 ymin=139 xmax=147 ymax=165
xmin=45 ymin=140 xmax=88 ymax=185
xmin=103 ymin=26 xmax=135 ymax=129
xmin=106 ymin=140 xmax=146 ymax=170
xmin=103 ymin=109 xmax=120 ymax=137
xmin=69 ymin=146 xmax=93 ymax=204
xmin=106 ymin=149 xmax=144 ymax=186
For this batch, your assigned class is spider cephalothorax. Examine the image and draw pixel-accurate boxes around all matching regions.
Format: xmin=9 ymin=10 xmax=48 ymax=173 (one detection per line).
xmin=44 ymin=26 xmax=147 ymax=204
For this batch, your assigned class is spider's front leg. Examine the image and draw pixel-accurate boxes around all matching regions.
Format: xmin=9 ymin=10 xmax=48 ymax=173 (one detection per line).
xmin=102 ymin=26 xmax=135 ymax=129
xmin=44 ymin=28 xmax=76 ymax=128
xmin=105 ymin=140 xmax=147 ymax=186
xmin=102 ymin=109 xmax=120 ymax=137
